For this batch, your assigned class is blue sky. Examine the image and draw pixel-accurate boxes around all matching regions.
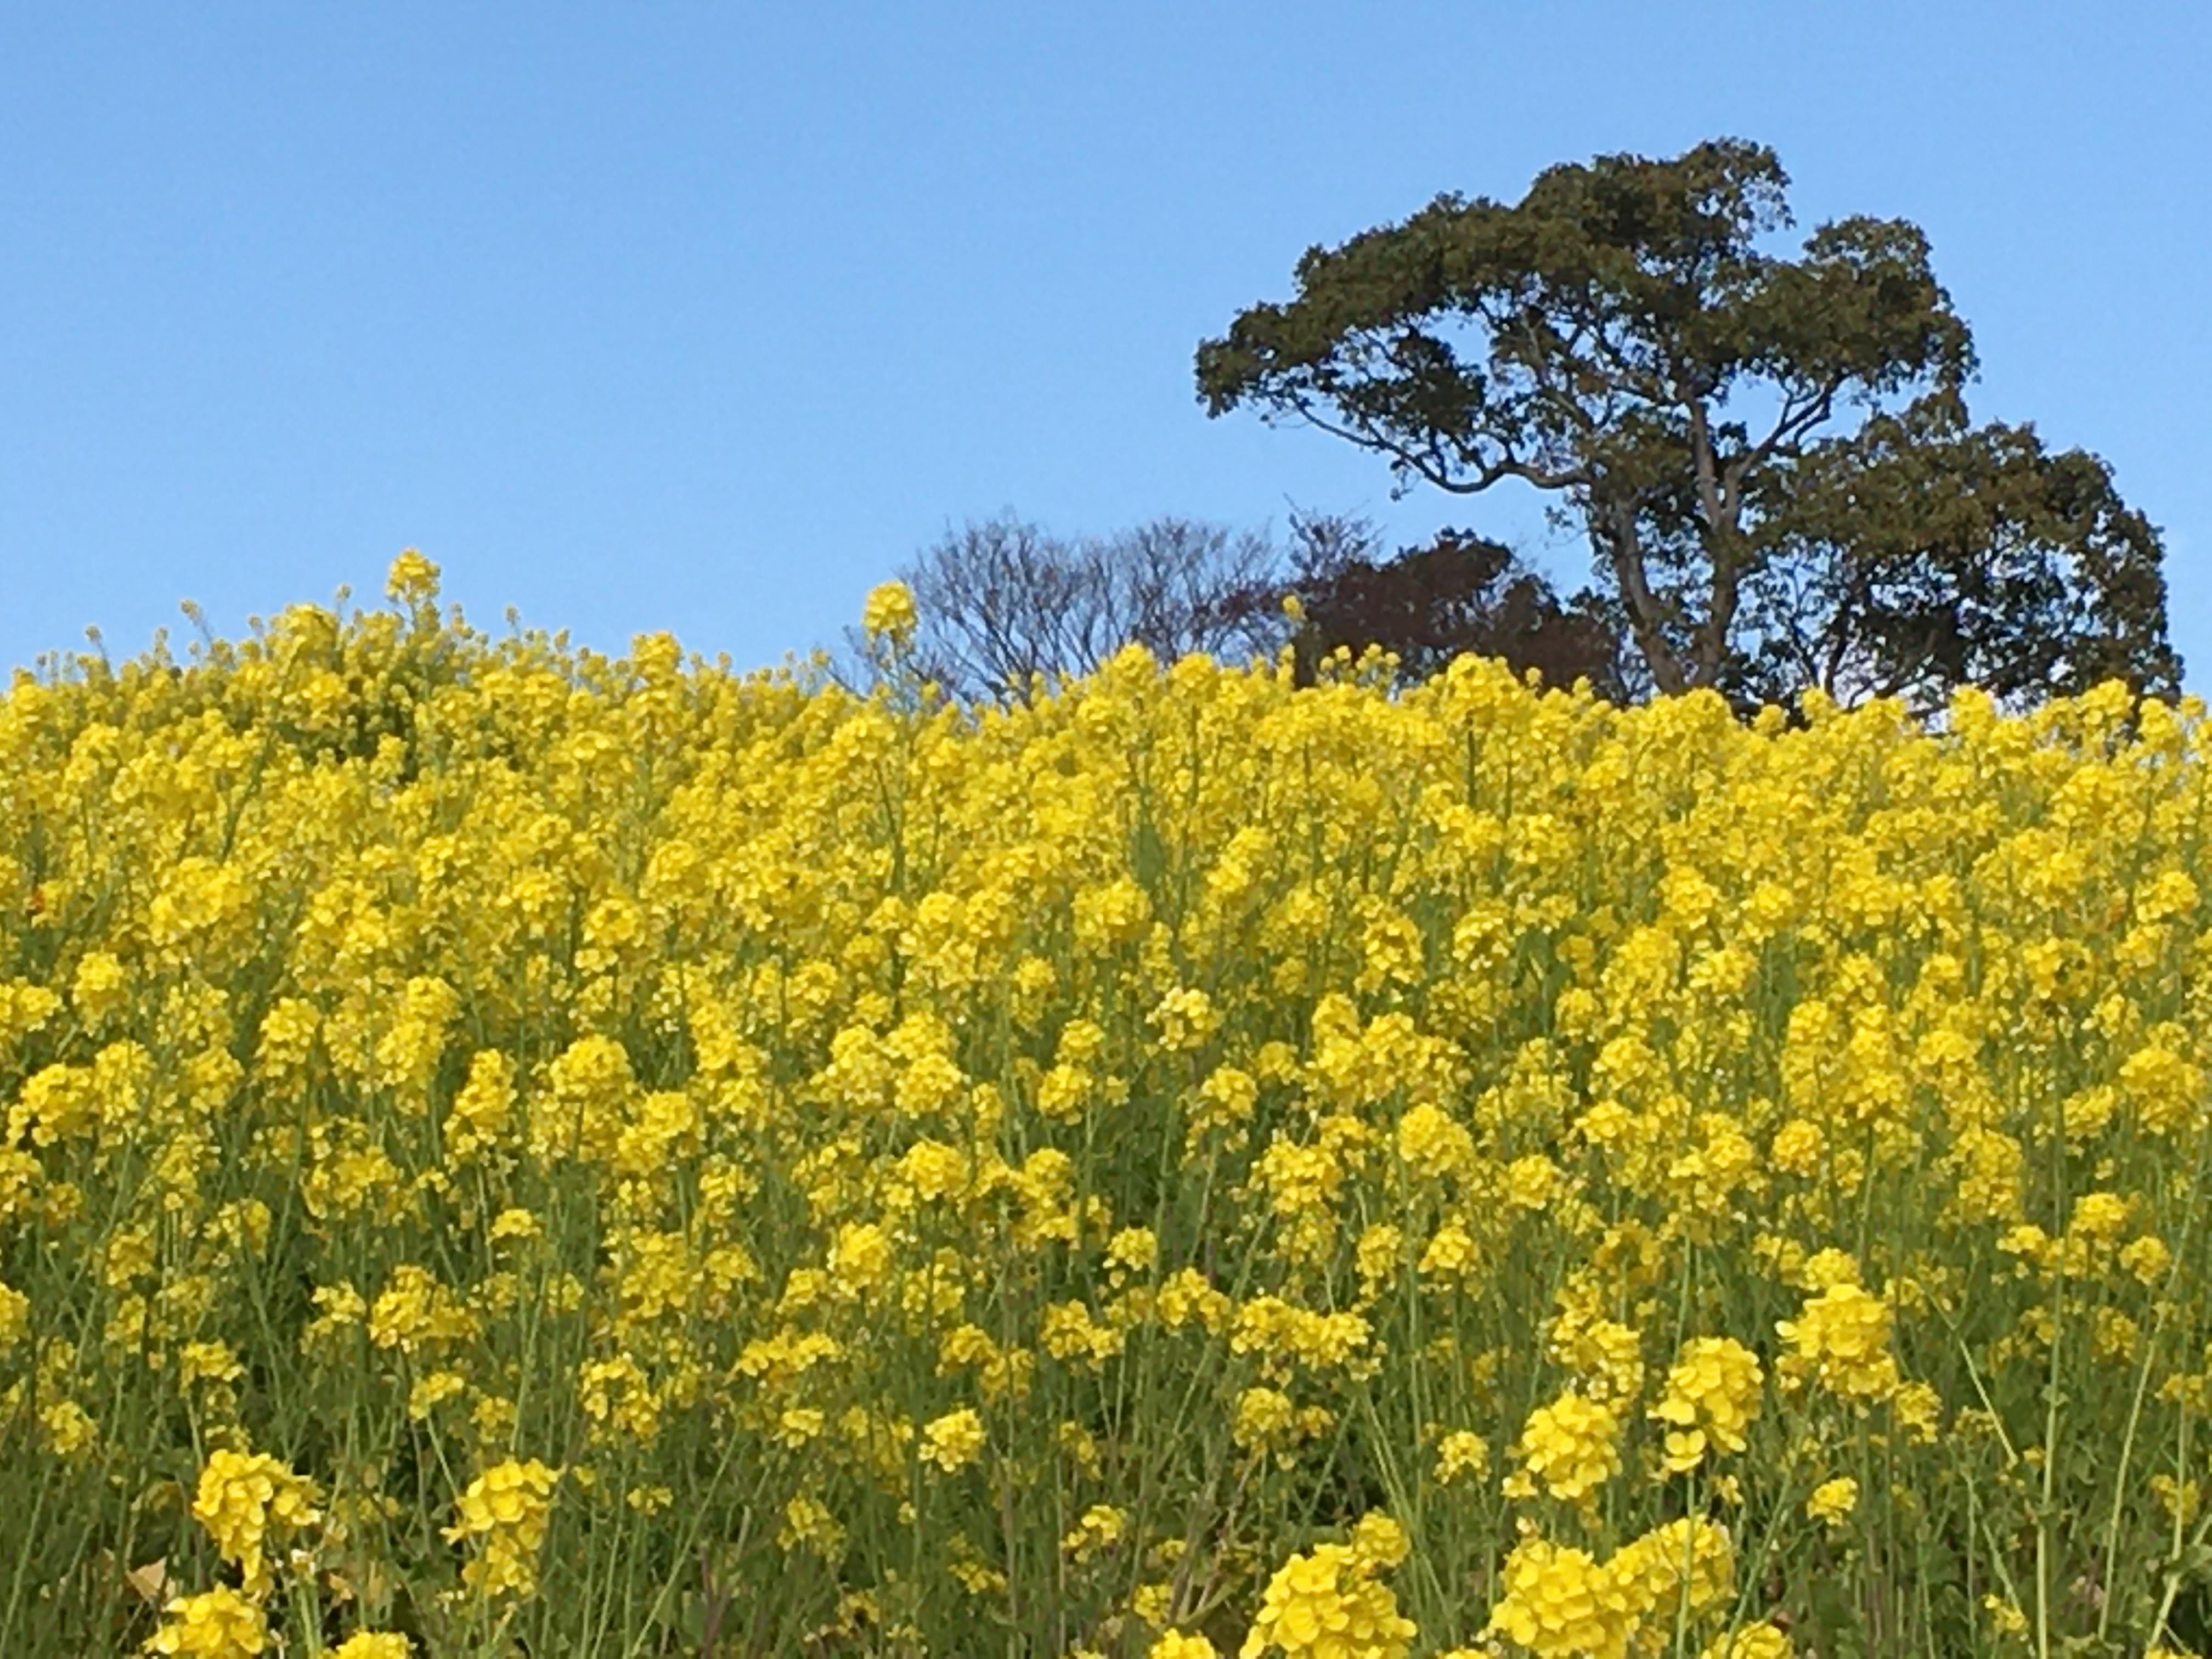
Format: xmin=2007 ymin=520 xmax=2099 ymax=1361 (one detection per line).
xmin=4 ymin=2 xmax=2205 ymax=690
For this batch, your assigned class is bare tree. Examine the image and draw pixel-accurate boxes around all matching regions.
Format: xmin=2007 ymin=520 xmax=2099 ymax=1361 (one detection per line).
xmin=1279 ymin=505 xmax=1387 ymax=586
xmin=893 ymin=511 xmax=1289 ymax=700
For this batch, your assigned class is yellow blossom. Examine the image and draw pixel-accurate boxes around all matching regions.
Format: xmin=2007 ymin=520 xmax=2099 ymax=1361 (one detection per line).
xmin=190 ymin=1447 xmax=321 ymax=1598
xmin=329 ymin=1638 xmax=413 ymax=1659
xmin=921 ymin=1407 xmax=986 ymax=1473
xmin=1805 ymin=1476 xmax=1858 ymax=1528
xmin=1240 ymin=1542 xmax=1417 ymax=1659
xmin=1505 ymin=1391 xmax=1622 ymax=1503
xmin=443 ymin=1458 xmax=560 ymax=1599
xmin=862 ymin=581 xmax=918 ymax=643
xmin=144 ymin=1587 xmax=270 ymax=1657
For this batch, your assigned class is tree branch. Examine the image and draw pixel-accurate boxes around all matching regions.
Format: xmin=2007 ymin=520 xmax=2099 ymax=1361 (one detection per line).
xmin=1288 ymin=394 xmax=1590 ymax=494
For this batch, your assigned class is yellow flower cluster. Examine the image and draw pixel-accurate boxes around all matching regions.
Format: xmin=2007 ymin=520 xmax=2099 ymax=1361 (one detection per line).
xmin=1650 ymin=1336 xmax=1764 ymax=1472
xmin=1504 ymin=1391 xmax=1621 ymax=1502
xmin=329 ymin=1638 xmax=414 ymax=1659
xmin=861 ymin=580 xmax=919 ymax=646
xmin=1484 ymin=1516 xmax=1734 ymax=1658
xmin=1241 ymin=1531 xmax=1417 ymax=1659
xmin=189 ymin=1446 xmax=321 ymax=1598
xmin=1776 ymin=1280 xmax=1898 ymax=1404
xmin=4 ymin=557 xmax=2211 ymax=1653
xmin=443 ymin=1459 xmax=561 ymax=1599
xmin=921 ymin=1405 xmax=987 ymax=1472
xmin=1803 ymin=1476 xmax=1858 ymax=1528
xmin=143 ymin=1588 xmax=268 ymax=1658
xmin=138 ymin=1442 xmax=414 ymax=1657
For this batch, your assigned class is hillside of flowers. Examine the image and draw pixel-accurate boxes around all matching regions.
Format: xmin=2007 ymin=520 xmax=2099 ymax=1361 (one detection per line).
xmin=5 ymin=552 xmax=2212 ymax=1657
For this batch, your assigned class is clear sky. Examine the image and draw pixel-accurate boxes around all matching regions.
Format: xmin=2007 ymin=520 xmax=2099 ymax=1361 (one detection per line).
xmin=4 ymin=2 xmax=2205 ymax=690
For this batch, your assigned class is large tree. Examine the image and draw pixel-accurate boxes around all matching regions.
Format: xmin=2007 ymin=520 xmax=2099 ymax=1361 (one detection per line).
xmin=1195 ymin=138 xmax=2181 ymax=715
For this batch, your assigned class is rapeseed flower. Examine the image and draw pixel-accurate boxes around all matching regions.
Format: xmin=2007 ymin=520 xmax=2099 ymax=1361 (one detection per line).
xmin=1804 ymin=1477 xmax=1858 ymax=1528
xmin=5 ymin=559 xmax=2210 ymax=1655
xmin=921 ymin=1406 xmax=986 ymax=1472
xmin=1240 ymin=1541 xmax=1417 ymax=1659
xmin=1776 ymin=1282 xmax=1899 ymax=1404
xmin=861 ymin=581 xmax=918 ymax=644
xmin=1650 ymin=1337 xmax=1763 ymax=1472
xmin=189 ymin=1447 xmax=321 ymax=1598
xmin=444 ymin=1458 xmax=560 ymax=1599
xmin=329 ymin=1638 xmax=413 ymax=1659
xmin=1505 ymin=1392 xmax=1622 ymax=1503
xmin=143 ymin=1587 xmax=269 ymax=1657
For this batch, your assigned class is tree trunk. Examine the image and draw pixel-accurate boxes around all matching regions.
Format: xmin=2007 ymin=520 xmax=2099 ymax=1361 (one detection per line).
xmin=1595 ymin=503 xmax=1688 ymax=696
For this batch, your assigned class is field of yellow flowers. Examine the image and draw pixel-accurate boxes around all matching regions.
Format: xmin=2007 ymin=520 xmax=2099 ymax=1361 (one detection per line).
xmin=4 ymin=554 xmax=2212 ymax=1657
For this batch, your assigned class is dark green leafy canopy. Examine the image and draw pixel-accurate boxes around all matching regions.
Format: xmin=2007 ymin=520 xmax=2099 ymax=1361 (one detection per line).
xmin=1740 ymin=392 xmax=2182 ymax=716
xmin=1197 ymin=138 xmax=2180 ymax=710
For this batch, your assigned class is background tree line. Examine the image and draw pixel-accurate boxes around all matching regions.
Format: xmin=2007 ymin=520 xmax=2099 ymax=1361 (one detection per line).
xmin=881 ymin=138 xmax=2181 ymax=719
xmin=886 ymin=506 xmax=1631 ymax=702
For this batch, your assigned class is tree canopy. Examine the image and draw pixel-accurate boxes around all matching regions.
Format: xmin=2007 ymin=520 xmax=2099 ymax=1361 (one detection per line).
xmin=1195 ymin=138 xmax=2180 ymax=715
xmin=1280 ymin=514 xmax=1630 ymax=697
